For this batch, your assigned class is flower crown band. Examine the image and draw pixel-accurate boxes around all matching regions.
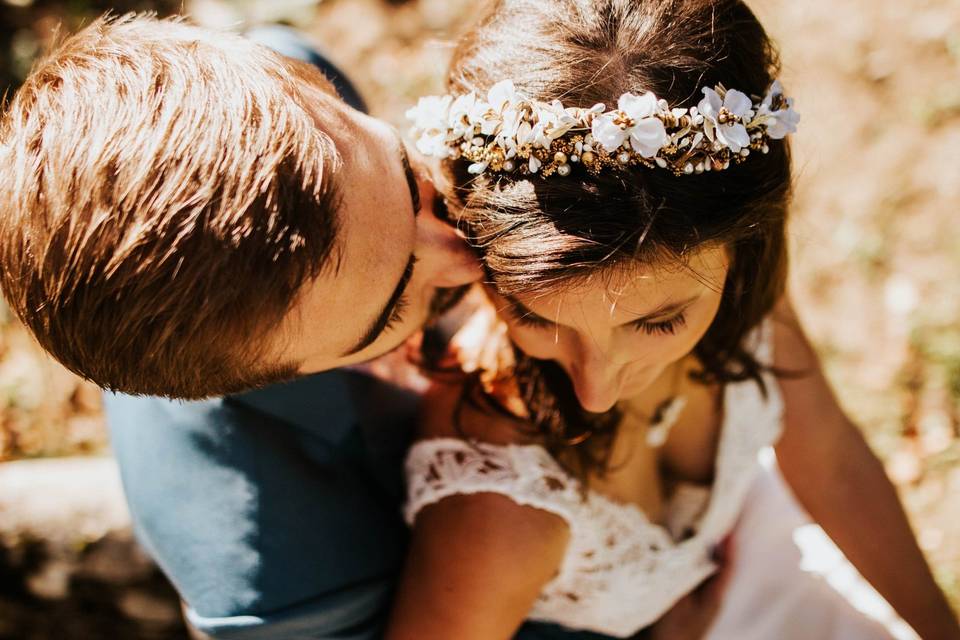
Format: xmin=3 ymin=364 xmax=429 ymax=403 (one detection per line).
xmin=406 ymin=79 xmax=799 ymax=178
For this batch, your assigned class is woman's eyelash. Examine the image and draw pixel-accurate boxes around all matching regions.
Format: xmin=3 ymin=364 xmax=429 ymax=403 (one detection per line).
xmin=384 ymin=294 xmax=409 ymax=332
xmin=512 ymin=309 xmax=553 ymax=329
xmin=509 ymin=304 xmax=687 ymax=337
xmin=632 ymin=313 xmax=687 ymax=336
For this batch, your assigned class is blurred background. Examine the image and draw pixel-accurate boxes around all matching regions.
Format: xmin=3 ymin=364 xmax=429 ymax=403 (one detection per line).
xmin=0 ymin=0 xmax=958 ymax=637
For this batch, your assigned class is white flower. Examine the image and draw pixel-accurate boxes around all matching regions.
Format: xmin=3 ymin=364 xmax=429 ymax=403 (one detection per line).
xmin=536 ymin=100 xmax=578 ymax=144
xmin=476 ymin=100 xmax=508 ymax=136
xmin=755 ymin=81 xmax=800 ymax=139
xmin=591 ymin=113 xmax=629 ymax=153
xmin=503 ymin=120 xmax=536 ymax=159
xmin=591 ymin=91 xmax=668 ymax=157
xmin=498 ymin=106 xmax=524 ymax=142
xmin=407 ymin=95 xmax=455 ymax=158
xmin=447 ymin=92 xmax=481 ymax=140
xmin=413 ymin=131 xmax=452 ymax=158
xmin=406 ymin=95 xmax=452 ymax=134
xmin=415 ymin=131 xmax=453 ymax=158
xmin=487 ymin=79 xmax=520 ymax=112
xmin=697 ymin=87 xmax=752 ymax=153
xmin=620 ymin=91 xmax=661 ymax=120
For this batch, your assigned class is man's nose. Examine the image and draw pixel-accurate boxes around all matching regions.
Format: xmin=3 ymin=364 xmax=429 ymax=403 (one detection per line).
xmin=414 ymin=179 xmax=483 ymax=287
xmin=568 ymin=344 xmax=624 ymax=414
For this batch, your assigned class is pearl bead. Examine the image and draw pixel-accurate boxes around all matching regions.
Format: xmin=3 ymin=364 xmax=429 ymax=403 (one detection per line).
xmin=503 ymin=160 xmax=516 ymax=172
xmin=740 ymin=148 xmax=750 ymax=157
xmin=557 ymin=163 xmax=572 ymax=177
xmin=472 ymin=136 xmax=485 ymax=147
xmin=570 ymin=154 xmax=580 ymax=163
xmin=683 ymin=163 xmax=694 ymax=174
xmin=695 ymin=162 xmax=705 ymax=174
xmin=617 ymin=151 xmax=631 ymax=164
xmin=761 ymin=144 xmax=770 ymax=154
xmin=655 ymin=157 xmax=668 ymax=169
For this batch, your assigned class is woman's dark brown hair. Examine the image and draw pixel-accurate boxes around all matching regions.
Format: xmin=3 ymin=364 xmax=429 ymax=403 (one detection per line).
xmin=443 ymin=0 xmax=793 ymax=479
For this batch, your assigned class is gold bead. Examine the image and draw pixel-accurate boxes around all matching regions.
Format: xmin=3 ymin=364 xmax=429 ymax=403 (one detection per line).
xmin=580 ymin=151 xmax=595 ymax=164
xmin=554 ymin=152 xmax=568 ymax=164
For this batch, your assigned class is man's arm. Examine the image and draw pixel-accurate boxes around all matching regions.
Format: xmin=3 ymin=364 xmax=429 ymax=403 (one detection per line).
xmin=771 ymin=298 xmax=960 ymax=640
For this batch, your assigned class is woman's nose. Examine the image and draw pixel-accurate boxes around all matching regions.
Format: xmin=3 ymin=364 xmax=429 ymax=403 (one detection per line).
xmin=568 ymin=347 xmax=623 ymax=413
xmin=414 ymin=179 xmax=483 ymax=287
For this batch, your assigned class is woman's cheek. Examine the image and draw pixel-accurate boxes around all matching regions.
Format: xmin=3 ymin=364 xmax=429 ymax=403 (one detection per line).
xmin=505 ymin=325 xmax=562 ymax=361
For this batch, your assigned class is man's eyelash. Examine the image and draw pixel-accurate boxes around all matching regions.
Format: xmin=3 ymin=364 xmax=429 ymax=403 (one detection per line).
xmin=631 ymin=313 xmax=687 ymax=336
xmin=384 ymin=294 xmax=409 ymax=332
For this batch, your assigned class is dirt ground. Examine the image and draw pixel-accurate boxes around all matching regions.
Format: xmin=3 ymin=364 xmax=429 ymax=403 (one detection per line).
xmin=0 ymin=0 xmax=958 ymax=614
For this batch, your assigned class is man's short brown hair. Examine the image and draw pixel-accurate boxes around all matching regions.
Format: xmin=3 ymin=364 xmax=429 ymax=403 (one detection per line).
xmin=0 ymin=14 xmax=342 ymax=398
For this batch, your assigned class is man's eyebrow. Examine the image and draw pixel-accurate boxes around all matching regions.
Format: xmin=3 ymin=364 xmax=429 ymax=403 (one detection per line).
xmin=341 ymin=253 xmax=417 ymax=357
xmin=396 ymin=132 xmax=420 ymax=216
xmin=502 ymin=294 xmax=700 ymax=326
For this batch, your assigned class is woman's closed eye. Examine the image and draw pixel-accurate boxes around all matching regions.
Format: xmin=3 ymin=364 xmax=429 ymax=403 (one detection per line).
xmin=511 ymin=309 xmax=554 ymax=330
xmin=629 ymin=312 xmax=687 ymax=336
xmin=509 ymin=305 xmax=688 ymax=337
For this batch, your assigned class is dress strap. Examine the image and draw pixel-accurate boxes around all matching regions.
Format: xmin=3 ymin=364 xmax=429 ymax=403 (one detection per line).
xmin=404 ymin=438 xmax=582 ymax=530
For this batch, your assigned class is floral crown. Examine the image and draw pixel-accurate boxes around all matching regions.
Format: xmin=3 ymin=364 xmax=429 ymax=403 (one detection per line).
xmin=406 ymin=79 xmax=799 ymax=178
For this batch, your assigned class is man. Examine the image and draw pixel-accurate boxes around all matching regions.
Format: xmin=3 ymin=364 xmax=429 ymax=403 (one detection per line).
xmin=0 ymin=15 xmax=721 ymax=639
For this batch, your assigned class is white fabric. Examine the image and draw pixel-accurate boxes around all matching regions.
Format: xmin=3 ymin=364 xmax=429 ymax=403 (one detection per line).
xmin=402 ymin=322 xmax=905 ymax=637
xmin=707 ymin=458 xmax=913 ymax=640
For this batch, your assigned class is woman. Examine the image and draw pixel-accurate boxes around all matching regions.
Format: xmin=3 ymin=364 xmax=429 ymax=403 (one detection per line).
xmin=391 ymin=0 xmax=959 ymax=638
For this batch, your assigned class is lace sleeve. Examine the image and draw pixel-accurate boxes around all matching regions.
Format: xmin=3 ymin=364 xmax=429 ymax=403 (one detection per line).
xmin=403 ymin=438 xmax=581 ymax=530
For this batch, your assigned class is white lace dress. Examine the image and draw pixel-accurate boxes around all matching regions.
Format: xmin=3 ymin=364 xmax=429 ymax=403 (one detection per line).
xmin=403 ymin=324 xmax=908 ymax=638
xmin=402 ymin=324 xmax=781 ymax=637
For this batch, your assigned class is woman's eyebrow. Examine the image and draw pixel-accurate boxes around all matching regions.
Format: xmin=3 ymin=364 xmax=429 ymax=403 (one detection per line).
xmin=502 ymin=294 xmax=699 ymax=326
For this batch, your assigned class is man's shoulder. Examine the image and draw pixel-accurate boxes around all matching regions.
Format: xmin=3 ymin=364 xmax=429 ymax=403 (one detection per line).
xmin=104 ymin=369 xmax=416 ymax=623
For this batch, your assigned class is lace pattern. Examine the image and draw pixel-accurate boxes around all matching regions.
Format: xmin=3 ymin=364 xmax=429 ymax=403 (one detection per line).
xmin=403 ymin=321 xmax=783 ymax=637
